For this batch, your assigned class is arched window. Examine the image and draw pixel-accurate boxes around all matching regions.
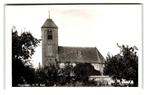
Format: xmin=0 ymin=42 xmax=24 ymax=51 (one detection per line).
xmin=48 ymin=30 xmax=52 ymax=40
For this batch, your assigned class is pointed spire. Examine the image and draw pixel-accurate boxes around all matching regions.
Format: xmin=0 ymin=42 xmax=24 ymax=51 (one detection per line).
xmin=42 ymin=11 xmax=58 ymax=28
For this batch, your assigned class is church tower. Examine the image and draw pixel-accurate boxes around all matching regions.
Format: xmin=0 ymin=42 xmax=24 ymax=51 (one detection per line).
xmin=41 ymin=14 xmax=58 ymax=68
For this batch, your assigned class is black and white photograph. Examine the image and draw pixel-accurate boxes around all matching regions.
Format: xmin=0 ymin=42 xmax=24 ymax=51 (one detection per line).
xmin=5 ymin=4 xmax=142 ymax=87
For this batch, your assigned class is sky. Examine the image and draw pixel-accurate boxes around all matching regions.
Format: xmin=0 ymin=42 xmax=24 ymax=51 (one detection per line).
xmin=6 ymin=5 xmax=142 ymax=68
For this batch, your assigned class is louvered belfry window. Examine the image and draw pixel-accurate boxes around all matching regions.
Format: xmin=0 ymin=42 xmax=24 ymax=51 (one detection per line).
xmin=48 ymin=30 xmax=52 ymax=40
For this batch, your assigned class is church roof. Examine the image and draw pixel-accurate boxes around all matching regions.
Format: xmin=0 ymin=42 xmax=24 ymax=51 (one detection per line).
xmin=41 ymin=18 xmax=58 ymax=28
xmin=58 ymin=46 xmax=105 ymax=64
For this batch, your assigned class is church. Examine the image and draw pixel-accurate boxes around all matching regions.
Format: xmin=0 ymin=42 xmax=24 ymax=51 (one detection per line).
xmin=41 ymin=15 xmax=105 ymax=74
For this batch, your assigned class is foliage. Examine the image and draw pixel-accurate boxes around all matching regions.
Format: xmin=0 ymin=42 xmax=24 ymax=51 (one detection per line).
xmin=57 ymin=63 xmax=75 ymax=86
xmin=34 ymin=63 xmax=73 ymax=86
xmin=12 ymin=29 xmax=40 ymax=86
xmin=103 ymin=55 xmax=125 ymax=80
xmin=34 ymin=63 xmax=98 ymax=86
xmin=73 ymin=63 xmax=101 ymax=85
xmin=121 ymin=45 xmax=138 ymax=86
xmin=103 ymin=44 xmax=138 ymax=86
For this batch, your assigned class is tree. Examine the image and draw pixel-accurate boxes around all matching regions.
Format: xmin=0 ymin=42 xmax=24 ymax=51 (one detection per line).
xmin=35 ymin=63 xmax=74 ymax=86
xmin=57 ymin=63 xmax=74 ymax=86
xmin=36 ymin=63 xmax=99 ymax=86
xmin=103 ymin=44 xmax=138 ymax=86
xmin=121 ymin=45 xmax=138 ymax=86
xmin=73 ymin=63 xmax=101 ymax=86
xmin=12 ymin=28 xmax=40 ymax=86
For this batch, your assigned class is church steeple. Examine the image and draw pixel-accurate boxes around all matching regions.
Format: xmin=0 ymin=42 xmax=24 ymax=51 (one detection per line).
xmin=41 ymin=11 xmax=58 ymax=28
xmin=41 ymin=13 xmax=58 ymax=68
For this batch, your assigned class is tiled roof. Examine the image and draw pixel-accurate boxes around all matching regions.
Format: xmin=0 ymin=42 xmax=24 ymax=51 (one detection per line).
xmin=41 ymin=19 xmax=58 ymax=28
xmin=58 ymin=46 xmax=105 ymax=64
